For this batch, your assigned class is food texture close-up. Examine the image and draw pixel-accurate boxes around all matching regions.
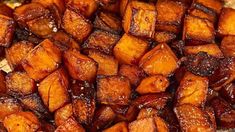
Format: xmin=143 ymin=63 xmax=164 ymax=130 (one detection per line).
xmin=0 ymin=0 xmax=235 ymax=131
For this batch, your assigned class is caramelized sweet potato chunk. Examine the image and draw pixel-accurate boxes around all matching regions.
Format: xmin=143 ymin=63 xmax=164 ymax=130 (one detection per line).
xmin=137 ymin=108 xmax=158 ymax=119
xmin=0 ymin=71 xmax=6 ymax=93
xmin=218 ymin=8 xmax=235 ymax=36
xmin=38 ymin=68 xmax=69 ymax=112
xmin=66 ymin=0 xmax=98 ymax=18
xmin=0 ymin=96 xmax=22 ymax=122
xmin=22 ymin=39 xmax=61 ymax=81
xmin=0 ymin=3 xmax=13 ymax=18
xmin=63 ymin=49 xmax=97 ymax=82
xmin=93 ymin=11 xmax=122 ymax=34
xmin=114 ymin=34 xmax=149 ymax=65
xmin=119 ymin=64 xmax=146 ymax=86
xmin=100 ymin=0 xmax=120 ymax=14
xmin=62 ymin=8 xmax=92 ymax=42
xmin=55 ymin=117 xmax=85 ymax=132
xmin=154 ymin=31 xmax=177 ymax=43
xmin=174 ymin=104 xmax=214 ymax=132
xmin=191 ymin=0 xmax=223 ymax=14
xmin=136 ymin=75 xmax=169 ymax=94
xmin=55 ymin=103 xmax=73 ymax=126
xmin=183 ymin=15 xmax=215 ymax=45
xmin=205 ymin=107 xmax=217 ymax=130
xmin=220 ymin=36 xmax=235 ymax=57
xmin=0 ymin=15 xmax=15 ymax=47
xmin=88 ymin=50 xmax=118 ymax=76
xmin=132 ymin=93 xmax=171 ymax=110
xmin=120 ymin=0 xmax=130 ymax=16
xmin=139 ymin=43 xmax=178 ymax=76
xmin=176 ymin=72 xmax=208 ymax=107
xmin=123 ymin=1 xmax=156 ymax=38
xmin=184 ymin=44 xmax=223 ymax=58
xmin=6 ymin=72 xmax=36 ymax=96
xmin=5 ymin=41 xmax=34 ymax=70
xmin=83 ymin=30 xmax=120 ymax=55
xmin=220 ymin=82 xmax=235 ymax=104
xmin=189 ymin=8 xmax=216 ymax=22
xmin=31 ymin=0 xmax=65 ymax=14
xmin=97 ymin=75 xmax=131 ymax=105
xmin=129 ymin=117 xmax=157 ymax=132
xmin=3 ymin=111 xmax=40 ymax=132
xmin=103 ymin=122 xmax=128 ymax=132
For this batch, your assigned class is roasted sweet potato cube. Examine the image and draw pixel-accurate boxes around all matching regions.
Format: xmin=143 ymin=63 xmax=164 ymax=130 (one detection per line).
xmin=156 ymin=0 xmax=186 ymax=33
xmin=176 ymin=72 xmax=208 ymax=107
xmin=83 ymin=30 xmax=120 ymax=55
xmin=220 ymin=82 xmax=235 ymax=104
xmin=120 ymin=0 xmax=130 ymax=16
xmin=31 ymin=0 xmax=65 ymax=14
xmin=3 ymin=111 xmax=40 ymax=132
xmin=66 ymin=0 xmax=98 ymax=18
xmin=129 ymin=118 xmax=157 ymax=132
xmin=88 ymin=50 xmax=118 ymax=76
xmin=123 ymin=1 xmax=156 ymax=38
xmin=154 ymin=31 xmax=177 ymax=43
xmin=119 ymin=64 xmax=146 ymax=86
xmin=137 ymin=108 xmax=158 ymax=119
xmin=100 ymin=0 xmax=120 ymax=13
xmin=103 ymin=122 xmax=128 ymax=132
xmin=205 ymin=107 xmax=217 ymax=130
xmin=38 ymin=68 xmax=69 ymax=112
xmin=63 ymin=49 xmax=97 ymax=82
xmin=62 ymin=8 xmax=92 ymax=42
xmin=97 ymin=75 xmax=131 ymax=105
xmin=50 ymin=30 xmax=80 ymax=51
xmin=184 ymin=44 xmax=223 ymax=58
xmin=114 ymin=34 xmax=149 ymax=65
xmin=136 ymin=75 xmax=169 ymax=94
xmin=55 ymin=103 xmax=73 ymax=126
xmin=220 ymin=36 xmax=235 ymax=57
xmin=0 ymin=15 xmax=15 ymax=47
xmin=19 ymin=93 xmax=50 ymax=119
xmin=218 ymin=8 xmax=235 ymax=36
xmin=0 ymin=71 xmax=6 ymax=93
xmin=22 ymin=39 xmax=61 ymax=81
xmin=6 ymin=72 xmax=36 ymax=96
xmin=132 ymin=93 xmax=171 ymax=110
xmin=39 ymin=121 xmax=56 ymax=132
xmin=191 ymin=0 xmax=223 ymax=14
xmin=219 ymin=110 xmax=235 ymax=129
xmin=0 ymin=96 xmax=22 ymax=122
xmin=183 ymin=15 xmax=215 ymax=45
xmin=5 ymin=41 xmax=34 ymax=70
xmin=91 ymin=106 xmax=116 ymax=131
xmin=139 ymin=43 xmax=178 ymax=76
xmin=189 ymin=8 xmax=216 ymax=22
xmin=111 ymin=105 xmax=139 ymax=123
xmin=210 ymin=97 xmax=231 ymax=118
xmin=174 ymin=104 xmax=214 ymax=132
xmin=55 ymin=117 xmax=85 ymax=132
xmin=0 ymin=3 xmax=13 ymax=17
xmin=93 ymin=11 xmax=122 ymax=34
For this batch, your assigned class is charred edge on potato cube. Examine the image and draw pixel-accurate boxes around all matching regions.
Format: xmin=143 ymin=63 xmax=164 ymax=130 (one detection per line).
xmin=219 ymin=82 xmax=235 ymax=104
xmin=184 ymin=52 xmax=220 ymax=76
xmin=154 ymin=31 xmax=177 ymax=43
xmin=191 ymin=0 xmax=223 ymax=14
xmin=188 ymin=8 xmax=217 ymax=22
xmin=0 ymin=15 xmax=15 ymax=48
xmin=100 ymin=0 xmax=120 ymax=14
xmin=0 ymin=71 xmax=6 ymax=94
xmin=170 ymin=40 xmax=185 ymax=57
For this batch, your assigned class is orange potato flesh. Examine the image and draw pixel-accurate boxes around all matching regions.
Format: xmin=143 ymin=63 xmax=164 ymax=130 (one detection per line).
xmin=0 ymin=15 xmax=15 ymax=48
xmin=55 ymin=117 xmax=85 ymax=132
xmin=103 ymin=122 xmax=128 ymax=132
xmin=128 ymin=117 xmax=157 ymax=132
xmin=55 ymin=103 xmax=73 ymax=126
xmin=218 ymin=8 xmax=235 ymax=36
xmin=220 ymin=36 xmax=235 ymax=57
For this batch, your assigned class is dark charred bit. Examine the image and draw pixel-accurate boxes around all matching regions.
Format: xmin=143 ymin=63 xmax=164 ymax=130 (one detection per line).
xmin=184 ymin=51 xmax=219 ymax=76
xmin=171 ymin=40 xmax=185 ymax=58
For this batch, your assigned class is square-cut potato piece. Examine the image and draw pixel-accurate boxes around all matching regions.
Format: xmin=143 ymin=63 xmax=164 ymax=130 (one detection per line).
xmin=176 ymin=72 xmax=208 ymax=107
xmin=83 ymin=30 xmax=120 ymax=55
xmin=38 ymin=68 xmax=69 ymax=112
xmin=139 ymin=43 xmax=178 ymax=76
xmin=123 ymin=1 xmax=156 ymax=38
xmin=119 ymin=64 xmax=146 ymax=86
xmin=22 ymin=39 xmax=61 ymax=81
xmin=62 ymin=8 xmax=92 ymax=42
xmin=174 ymin=104 xmax=215 ymax=132
xmin=218 ymin=8 xmax=235 ymax=36
xmin=88 ymin=50 xmax=118 ymax=76
xmin=93 ymin=11 xmax=122 ymax=34
xmin=129 ymin=117 xmax=157 ymax=132
xmin=0 ymin=71 xmax=6 ymax=93
xmin=136 ymin=75 xmax=169 ymax=94
xmin=97 ymin=75 xmax=131 ymax=105
xmin=221 ymin=36 xmax=235 ymax=57
xmin=55 ymin=103 xmax=73 ymax=126
xmin=66 ymin=0 xmax=98 ymax=18
xmin=55 ymin=117 xmax=85 ymax=132
xmin=103 ymin=122 xmax=128 ymax=132
xmin=183 ymin=15 xmax=215 ymax=45
xmin=154 ymin=31 xmax=177 ymax=43
xmin=6 ymin=72 xmax=36 ymax=97
xmin=114 ymin=34 xmax=149 ymax=65
xmin=191 ymin=0 xmax=223 ymax=14
xmin=0 ymin=15 xmax=15 ymax=47
xmin=184 ymin=44 xmax=223 ymax=58
xmin=156 ymin=0 xmax=186 ymax=33
xmin=189 ymin=8 xmax=216 ymax=22
xmin=63 ymin=49 xmax=97 ymax=82
xmin=5 ymin=41 xmax=34 ymax=70
xmin=100 ymin=0 xmax=120 ymax=14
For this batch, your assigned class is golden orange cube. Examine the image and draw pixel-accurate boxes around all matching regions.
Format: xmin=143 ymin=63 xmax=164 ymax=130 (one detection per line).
xmin=218 ymin=8 xmax=235 ymax=36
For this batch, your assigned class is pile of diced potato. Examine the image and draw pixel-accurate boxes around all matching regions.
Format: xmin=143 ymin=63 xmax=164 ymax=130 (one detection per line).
xmin=0 ymin=0 xmax=234 ymax=132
